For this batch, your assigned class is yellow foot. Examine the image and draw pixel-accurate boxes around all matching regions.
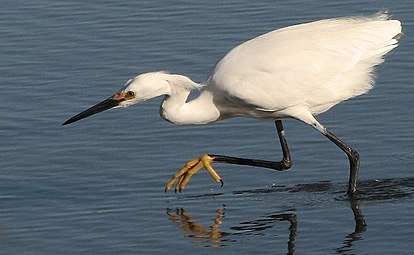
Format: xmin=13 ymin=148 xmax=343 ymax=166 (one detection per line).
xmin=165 ymin=154 xmax=224 ymax=192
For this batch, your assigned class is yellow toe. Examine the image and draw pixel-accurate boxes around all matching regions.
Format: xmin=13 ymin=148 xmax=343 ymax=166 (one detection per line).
xmin=165 ymin=154 xmax=223 ymax=192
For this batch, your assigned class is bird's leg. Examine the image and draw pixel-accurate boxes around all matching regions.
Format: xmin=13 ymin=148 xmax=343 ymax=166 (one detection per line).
xmin=165 ymin=120 xmax=292 ymax=192
xmin=323 ymin=129 xmax=360 ymax=195
xmin=275 ymin=120 xmax=293 ymax=168
xmin=307 ymin=117 xmax=360 ymax=195
xmin=211 ymin=120 xmax=292 ymax=170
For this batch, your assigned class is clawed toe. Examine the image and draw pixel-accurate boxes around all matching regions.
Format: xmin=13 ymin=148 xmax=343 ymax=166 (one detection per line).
xmin=165 ymin=154 xmax=223 ymax=192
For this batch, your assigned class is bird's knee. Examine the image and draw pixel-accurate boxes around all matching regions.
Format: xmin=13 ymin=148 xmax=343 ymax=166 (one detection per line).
xmin=282 ymin=159 xmax=293 ymax=169
xmin=347 ymin=149 xmax=360 ymax=167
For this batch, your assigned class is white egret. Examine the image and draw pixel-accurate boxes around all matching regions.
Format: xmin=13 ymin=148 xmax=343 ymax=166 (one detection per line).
xmin=63 ymin=12 xmax=402 ymax=195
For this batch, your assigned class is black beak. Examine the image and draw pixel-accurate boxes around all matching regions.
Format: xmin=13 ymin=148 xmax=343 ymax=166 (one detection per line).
xmin=62 ymin=94 xmax=124 ymax=126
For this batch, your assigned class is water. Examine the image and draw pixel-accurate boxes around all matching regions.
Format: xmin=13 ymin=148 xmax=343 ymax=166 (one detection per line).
xmin=1 ymin=0 xmax=413 ymax=254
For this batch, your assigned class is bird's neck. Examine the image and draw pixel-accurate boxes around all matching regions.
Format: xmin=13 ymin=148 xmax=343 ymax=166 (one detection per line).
xmin=159 ymin=75 xmax=220 ymax=125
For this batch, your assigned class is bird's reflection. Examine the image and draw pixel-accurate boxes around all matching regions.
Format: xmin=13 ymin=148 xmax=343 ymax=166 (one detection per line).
xmin=167 ymin=207 xmax=297 ymax=250
xmin=230 ymin=212 xmax=298 ymax=254
xmin=167 ymin=177 xmax=414 ymax=253
xmin=167 ymin=207 xmax=229 ymax=247
xmin=335 ymin=197 xmax=367 ymax=254
xmin=167 ymin=197 xmax=363 ymax=253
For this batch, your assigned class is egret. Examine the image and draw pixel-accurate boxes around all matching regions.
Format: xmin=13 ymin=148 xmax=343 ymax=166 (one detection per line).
xmin=63 ymin=12 xmax=402 ymax=195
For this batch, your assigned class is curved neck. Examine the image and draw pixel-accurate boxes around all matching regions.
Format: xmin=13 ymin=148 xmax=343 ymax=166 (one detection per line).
xmin=159 ymin=75 xmax=220 ymax=125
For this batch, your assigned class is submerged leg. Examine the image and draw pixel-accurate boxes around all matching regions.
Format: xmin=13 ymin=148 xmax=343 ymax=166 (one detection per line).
xmin=165 ymin=120 xmax=293 ymax=192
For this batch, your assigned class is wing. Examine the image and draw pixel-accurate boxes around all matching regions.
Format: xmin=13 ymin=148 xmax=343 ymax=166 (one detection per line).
xmin=209 ymin=12 xmax=401 ymax=115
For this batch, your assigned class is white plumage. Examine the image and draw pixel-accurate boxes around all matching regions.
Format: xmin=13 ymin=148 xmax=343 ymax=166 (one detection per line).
xmin=63 ymin=11 xmax=402 ymax=194
xmin=209 ymin=12 xmax=401 ymax=122
xmin=156 ymin=12 xmax=402 ymax=127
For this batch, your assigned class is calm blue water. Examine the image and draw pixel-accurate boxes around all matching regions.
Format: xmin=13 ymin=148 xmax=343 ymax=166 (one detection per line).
xmin=1 ymin=0 xmax=414 ymax=254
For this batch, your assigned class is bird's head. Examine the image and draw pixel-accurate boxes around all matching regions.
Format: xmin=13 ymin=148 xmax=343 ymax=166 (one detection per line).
xmin=62 ymin=72 xmax=172 ymax=125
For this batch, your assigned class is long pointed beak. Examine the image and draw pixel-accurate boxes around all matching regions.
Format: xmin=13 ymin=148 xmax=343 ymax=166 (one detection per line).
xmin=62 ymin=93 xmax=125 ymax=125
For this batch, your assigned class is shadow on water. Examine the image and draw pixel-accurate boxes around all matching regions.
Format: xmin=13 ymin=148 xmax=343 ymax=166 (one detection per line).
xmin=232 ymin=177 xmax=414 ymax=201
xmin=167 ymin=177 xmax=414 ymax=253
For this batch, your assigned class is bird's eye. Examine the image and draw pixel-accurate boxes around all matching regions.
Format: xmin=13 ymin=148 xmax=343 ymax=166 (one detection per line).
xmin=126 ymin=91 xmax=135 ymax=98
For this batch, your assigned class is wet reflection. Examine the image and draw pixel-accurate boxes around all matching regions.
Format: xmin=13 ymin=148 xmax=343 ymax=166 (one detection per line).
xmin=167 ymin=199 xmax=363 ymax=254
xmin=335 ymin=197 xmax=367 ymax=254
xmin=167 ymin=207 xmax=297 ymax=250
xmin=231 ymin=212 xmax=297 ymax=254
xmin=167 ymin=177 xmax=414 ymax=252
xmin=167 ymin=207 xmax=229 ymax=247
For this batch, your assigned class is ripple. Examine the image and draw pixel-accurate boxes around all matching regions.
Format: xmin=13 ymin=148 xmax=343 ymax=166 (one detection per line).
xmin=233 ymin=177 xmax=414 ymax=205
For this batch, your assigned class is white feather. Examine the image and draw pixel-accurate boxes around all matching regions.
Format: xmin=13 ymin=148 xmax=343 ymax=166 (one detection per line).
xmin=210 ymin=11 xmax=402 ymax=118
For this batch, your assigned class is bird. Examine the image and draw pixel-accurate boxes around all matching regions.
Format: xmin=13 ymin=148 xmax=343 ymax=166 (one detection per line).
xmin=63 ymin=11 xmax=402 ymax=195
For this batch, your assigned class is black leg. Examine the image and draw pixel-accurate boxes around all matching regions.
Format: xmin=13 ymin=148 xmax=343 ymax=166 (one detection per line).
xmin=212 ymin=120 xmax=359 ymax=194
xmin=165 ymin=120 xmax=294 ymax=192
xmin=324 ymin=129 xmax=360 ymax=195
xmin=165 ymin=117 xmax=361 ymax=193
xmin=275 ymin=120 xmax=292 ymax=168
xmin=211 ymin=120 xmax=292 ymax=171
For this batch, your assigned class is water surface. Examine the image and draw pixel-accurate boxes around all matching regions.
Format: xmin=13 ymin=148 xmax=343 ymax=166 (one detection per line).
xmin=1 ymin=0 xmax=414 ymax=254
